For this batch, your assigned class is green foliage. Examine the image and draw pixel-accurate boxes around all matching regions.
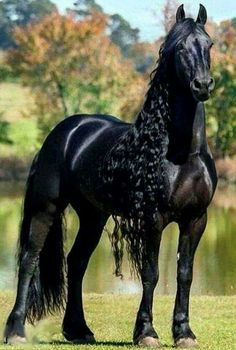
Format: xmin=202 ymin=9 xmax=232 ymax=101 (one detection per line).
xmin=24 ymin=0 xmax=58 ymax=23
xmin=0 ymin=0 xmax=57 ymax=49
xmin=231 ymin=17 xmax=236 ymax=29
xmin=72 ymin=0 xmax=104 ymax=17
xmin=207 ymin=66 xmax=236 ymax=157
xmin=205 ymin=19 xmax=236 ymax=157
xmin=70 ymin=0 xmax=140 ymax=56
xmin=109 ymin=14 xmax=140 ymax=56
xmin=8 ymin=119 xmax=39 ymax=156
xmin=0 ymin=63 xmax=15 ymax=81
xmin=0 ymin=120 xmax=11 ymax=144
xmin=0 ymin=51 xmax=17 ymax=81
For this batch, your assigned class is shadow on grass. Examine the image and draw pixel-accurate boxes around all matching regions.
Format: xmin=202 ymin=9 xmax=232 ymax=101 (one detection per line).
xmin=38 ymin=340 xmax=132 ymax=347
xmin=38 ymin=340 xmax=171 ymax=348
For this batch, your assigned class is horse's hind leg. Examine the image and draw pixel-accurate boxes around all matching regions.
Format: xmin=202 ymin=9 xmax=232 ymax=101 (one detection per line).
xmin=5 ymin=205 xmax=57 ymax=343
xmin=62 ymin=200 xmax=108 ymax=343
xmin=4 ymin=168 xmax=66 ymax=344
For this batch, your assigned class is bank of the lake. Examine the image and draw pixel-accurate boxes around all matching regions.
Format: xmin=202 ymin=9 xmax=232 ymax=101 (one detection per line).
xmin=0 ymin=182 xmax=236 ymax=296
xmin=0 ymin=292 xmax=236 ymax=349
xmin=0 ymin=183 xmax=236 ymax=349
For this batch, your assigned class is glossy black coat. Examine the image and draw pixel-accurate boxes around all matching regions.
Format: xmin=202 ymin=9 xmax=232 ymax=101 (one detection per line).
xmin=4 ymin=4 xmax=217 ymax=348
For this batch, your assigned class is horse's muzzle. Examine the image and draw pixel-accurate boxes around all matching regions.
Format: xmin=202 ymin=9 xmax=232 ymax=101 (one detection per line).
xmin=190 ymin=77 xmax=215 ymax=101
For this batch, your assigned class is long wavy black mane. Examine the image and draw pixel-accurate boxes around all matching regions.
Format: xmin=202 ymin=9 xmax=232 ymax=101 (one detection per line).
xmin=102 ymin=19 xmax=202 ymax=277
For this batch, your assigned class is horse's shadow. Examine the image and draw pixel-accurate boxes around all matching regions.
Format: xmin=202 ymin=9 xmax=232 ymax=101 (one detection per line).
xmin=38 ymin=340 xmax=171 ymax=347
xmin=38 ymin=340 xmax=132 ymax=347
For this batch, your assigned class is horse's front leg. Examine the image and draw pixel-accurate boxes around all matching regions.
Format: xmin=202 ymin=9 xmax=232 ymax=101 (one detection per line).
xmin=173 ymin=213 xmax=207 ymax=348
xmin=133 ymin=228 xmax=162 ymax=347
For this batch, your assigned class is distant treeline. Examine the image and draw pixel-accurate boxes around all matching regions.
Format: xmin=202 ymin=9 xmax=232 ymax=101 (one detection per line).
xmin=0 ymin=0 xmax=235 ymax=159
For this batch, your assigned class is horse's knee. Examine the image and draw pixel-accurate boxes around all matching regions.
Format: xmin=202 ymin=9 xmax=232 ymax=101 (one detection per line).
xmin=177 ymin=266 xmax=192 ymax=285
xmin=143 ymin=276 xmax=158 ymax=290
xmin=67 ymin=252 xmax=88 ymax=277
xmin=142 ymin=266 xmax=159 ymax=287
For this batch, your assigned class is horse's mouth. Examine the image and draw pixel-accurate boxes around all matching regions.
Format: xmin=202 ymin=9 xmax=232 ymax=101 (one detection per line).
xmin=192 ymin=90 xmax=210 ymax=102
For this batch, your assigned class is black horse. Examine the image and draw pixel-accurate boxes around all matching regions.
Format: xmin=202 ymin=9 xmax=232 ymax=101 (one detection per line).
xmin=4 ymin=4 xmax=217 ymax=348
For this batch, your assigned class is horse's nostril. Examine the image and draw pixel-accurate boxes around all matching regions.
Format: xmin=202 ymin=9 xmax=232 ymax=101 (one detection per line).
xmin=193 ymin=78 xmax=201 ymax=90
xmin=208 ymin=77 xmax=215 ymax=91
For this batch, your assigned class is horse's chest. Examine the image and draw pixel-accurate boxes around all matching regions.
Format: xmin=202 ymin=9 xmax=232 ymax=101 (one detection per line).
xmin=168 ymin=156 xmax=213 ymax=217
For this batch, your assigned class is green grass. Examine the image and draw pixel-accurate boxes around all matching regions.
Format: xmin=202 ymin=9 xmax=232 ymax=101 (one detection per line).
xmin=0 ymin=82 xmax=35 ymax=122
xmin=0 ymin=292 xmax=236 ymax=349
xmin=0 ymin=81 xmax=37 ymax=158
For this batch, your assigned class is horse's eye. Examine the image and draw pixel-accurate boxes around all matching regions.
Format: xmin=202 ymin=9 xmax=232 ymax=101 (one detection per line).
xmin=177 ymin=43 xmax=186 ymax=52
xmin=209 ymin=42 xmax=214 ymax=49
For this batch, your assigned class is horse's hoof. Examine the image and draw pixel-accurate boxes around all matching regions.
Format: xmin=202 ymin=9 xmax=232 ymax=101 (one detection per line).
xmin=68 ymin=334 xmax=96 ymax=344
xmin=5 ymin=335 xmax=27 ymax=345
xmin=135 ymin=336 xmax=162 ymax=347
xmin=175 ymin=337 xmax=198 ymax=348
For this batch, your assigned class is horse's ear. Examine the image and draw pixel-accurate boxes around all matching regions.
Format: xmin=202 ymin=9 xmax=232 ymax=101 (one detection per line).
xmin=196 ymin=4 xmax=207 ymax=25
xmin=176 ymin=4 xmax=185 ymax=23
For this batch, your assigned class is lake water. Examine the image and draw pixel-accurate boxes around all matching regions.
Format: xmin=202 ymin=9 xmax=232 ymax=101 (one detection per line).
xmin=0 ymin=182 xmax=236 ymax=296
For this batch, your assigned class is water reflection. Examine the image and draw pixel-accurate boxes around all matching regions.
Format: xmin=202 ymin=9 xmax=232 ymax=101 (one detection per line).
xmin=0 ymin=182 xmax=235 ymax=295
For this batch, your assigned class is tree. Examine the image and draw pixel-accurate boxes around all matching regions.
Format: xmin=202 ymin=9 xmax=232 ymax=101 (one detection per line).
xmin=127 ymin=41 xmax=158 ymax=73
xmin=162 ymin=0 xmax=179 ymax=34
xmin=71 ymin=0 xmax=103 ymax=17
xmin=206 ymin=19 xmax=236 ymax=157
xmin=0 ymin=0 xmax=57 ymax=49
xmin=231 ymin=17 xmax=236 ymax=29
xmin=70 ymin=0 xmax=140 ymax=57
xmin=152 ymin=0 xmax=179 ymax=36
xmin=109 ymin=14 xmax=139 ymax=56
xmin=7 ymin=12 xmax=145 ymax=137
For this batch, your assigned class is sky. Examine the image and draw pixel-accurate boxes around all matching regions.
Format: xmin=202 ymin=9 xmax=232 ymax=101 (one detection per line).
xmin=54 ymin=0 xmax=236 ymax=41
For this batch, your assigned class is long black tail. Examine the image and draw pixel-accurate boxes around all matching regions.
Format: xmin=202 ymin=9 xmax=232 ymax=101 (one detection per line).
xmin=18 ymin=157 xmax=66 ymax=324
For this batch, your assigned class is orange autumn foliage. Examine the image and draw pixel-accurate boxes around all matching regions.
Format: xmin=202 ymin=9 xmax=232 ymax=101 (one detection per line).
xmin=7 ymin=12 xmax=146 ymax=135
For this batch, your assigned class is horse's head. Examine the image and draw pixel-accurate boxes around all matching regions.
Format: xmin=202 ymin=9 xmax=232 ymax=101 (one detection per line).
xmin=171 ymin=4 xmax=215 ymax=101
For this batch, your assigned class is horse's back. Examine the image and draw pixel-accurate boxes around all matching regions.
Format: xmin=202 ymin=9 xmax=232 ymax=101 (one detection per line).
xmin=38 ymin=113 xmax=129 ymax=161
xmin=33 ymin=114 xmax=131 ymax=208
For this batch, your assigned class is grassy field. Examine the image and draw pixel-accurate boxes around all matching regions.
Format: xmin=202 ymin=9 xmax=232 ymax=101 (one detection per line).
xmin=0 ymin=292 xmax=235 ymax=350
xmin=0 ymin=82 xmax=34 ymax=122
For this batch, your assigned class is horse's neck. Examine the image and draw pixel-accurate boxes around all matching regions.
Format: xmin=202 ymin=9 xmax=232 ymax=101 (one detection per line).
xmin=134 ymin=86 xmax=169 ymax=150
xmin=189 ymin=102 xmax=207 ymax=154
xmin=133 ymin=82 xmax=207 ymax=163
xmin=167 ymin=85 xmax=207 ymax=163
